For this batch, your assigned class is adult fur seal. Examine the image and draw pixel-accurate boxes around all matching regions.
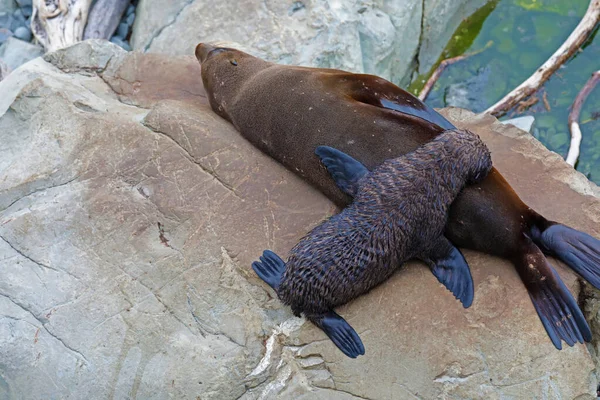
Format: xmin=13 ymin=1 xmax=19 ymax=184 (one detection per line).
xmin=253 ymin=129 xmax=492 ymax=358
xmin=196 ymin=43 xmax=598 ymax=349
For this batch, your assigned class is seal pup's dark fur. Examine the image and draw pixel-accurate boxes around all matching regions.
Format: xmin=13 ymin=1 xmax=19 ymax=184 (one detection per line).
xmin=196 ymin=43 xmax=596 ymax=350
xmin=253 ymin=129 xmax=492 ymax=358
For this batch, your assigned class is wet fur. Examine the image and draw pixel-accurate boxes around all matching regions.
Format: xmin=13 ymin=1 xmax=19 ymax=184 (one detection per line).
xmin=278 ymin=130 xmax=491 ymax=316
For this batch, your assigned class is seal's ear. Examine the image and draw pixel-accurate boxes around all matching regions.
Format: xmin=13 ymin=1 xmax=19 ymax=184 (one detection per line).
xmin=315 ymin=146 xmax=369 ymax=197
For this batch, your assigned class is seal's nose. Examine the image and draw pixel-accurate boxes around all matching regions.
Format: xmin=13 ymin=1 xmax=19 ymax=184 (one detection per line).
xmin=195 ymin=43 xmax=215 ymax=63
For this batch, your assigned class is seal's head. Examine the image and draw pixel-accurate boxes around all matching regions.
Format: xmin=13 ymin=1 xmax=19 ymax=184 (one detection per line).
xmin=195 ymin=42 xmax=270 ymax=121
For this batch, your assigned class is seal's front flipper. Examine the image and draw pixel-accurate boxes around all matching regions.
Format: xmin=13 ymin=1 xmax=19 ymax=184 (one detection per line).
xmin=343 ymin=76 xmax=456 ymax=130
xmin=422 ymin=236 xmax=474 ymax=308
xmin=315 ymin=146 xmax=368 ymax=197
xmin=252 ymin=250 xmax=285 ymax=291
xmin=533 ymin=223 xmax=600 ymax=289
xmin=517 ymin=236 xmax=591 ymax=350
xmin=309 ymin=311 xmax=365 ymax=358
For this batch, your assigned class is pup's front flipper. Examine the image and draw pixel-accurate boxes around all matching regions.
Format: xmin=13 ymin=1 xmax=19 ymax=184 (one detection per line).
xmin=533 ymin=223 xmax=600 ymax=288
xmin=308 ymin=311 xmax=365 ymax=358
xmin=252 ymin=250 xmax=285 ymax=291
xmin=517 ymin=235 xmax=591 ymax=349
xmin=315 ymin=146 xmax=368 ymax=197
xmin=422 ymin=236 xmax=474 ymax=308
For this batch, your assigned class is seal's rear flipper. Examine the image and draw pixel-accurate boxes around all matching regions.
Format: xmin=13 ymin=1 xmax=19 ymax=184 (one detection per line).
xmin=315 ymin=146 xmax=368 ymax=197
xmin=533 ymin=223 xmax=600 ymax=289
xmin=517 ymin=237 xmax=591 ymax=350
xmin=422 ymin=236 xmax=474 ymax=308
xmin=252 ymin=250 xmax=285 ymax=291
xmin=309 ymin=311 xmax=365 ymax=358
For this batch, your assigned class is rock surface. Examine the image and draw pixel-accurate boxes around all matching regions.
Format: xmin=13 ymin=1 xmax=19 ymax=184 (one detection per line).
xmin=0 ymin=36 xmax=42 ymax=70
xmin=502 ymin=115 xmax=535 ymax=133
xmin=0 ymin=40 xmax=599 ymax=399
xmin=0 ymin=0 xmax=16 ymax=14
xmin=0 ymin=0 xmax=33 ymax=51
xmin=0 ymin=57 xmax=8 ymax=80
xmin=131 ymin=0 xmax=487 ymax=86
xmin=418 ymin=0 xmax=488 ymax=74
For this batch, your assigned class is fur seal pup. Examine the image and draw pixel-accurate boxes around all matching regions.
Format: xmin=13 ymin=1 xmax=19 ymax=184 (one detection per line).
xmin=196 ymin=43 xmax=597 ymax=349
xmin=252 ymin=129 xmax=492 ymax=358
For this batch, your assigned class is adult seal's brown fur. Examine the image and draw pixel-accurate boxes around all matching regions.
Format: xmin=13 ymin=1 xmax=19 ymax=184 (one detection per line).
xmin=252 ymin=129 xmax=493 ymax=358
xmin=195 ymin=43 xmax=599 ymax=350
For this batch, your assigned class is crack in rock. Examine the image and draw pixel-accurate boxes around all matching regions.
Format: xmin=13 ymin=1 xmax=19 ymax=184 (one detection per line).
xmin=142 ymin=122 xmax=242 ymax=200
xmin=258 ymin=364 xmax=293 ymax=400
xmin=434 ymin=371 xmax=485 ymax=384
xmin=143 ymin=0 xmax=196 ymax=52
xmin=0 ymin=234 xmax=81 ymax=281
xmin=244 ymin=317 xmax=304 ymax=387
xmin=0 ymin=175 xmax=80 ymax=213
xmin=241 ymin=316 xmax=381 ymax=399
xmin=0 ymin=292 xmax=89 ymax=365
xmin=185 ymin=289 xmax=242 ymax=346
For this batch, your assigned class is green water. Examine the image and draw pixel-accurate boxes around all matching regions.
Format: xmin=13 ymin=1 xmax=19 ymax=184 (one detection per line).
xmin=409 ymin=0 xmax=600 ymax=184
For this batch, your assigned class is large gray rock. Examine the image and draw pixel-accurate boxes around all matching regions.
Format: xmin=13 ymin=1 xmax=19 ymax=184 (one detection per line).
xmin=502 ymin=116 xmax=535 ymax=133
xmin=0 ymin=36 xmax=43 ymax=70
xmin=0 ymin=40 xmax=599 ymax=399
xmin=0 ymin=0 xmax=16 ymax=13
xmin=418 ymin=0 xmax=488 ymax=74
xmin=0 ymin=58 xmax=8 ymax=80
xmin=131 ymin=0 xmax=485 ymax=86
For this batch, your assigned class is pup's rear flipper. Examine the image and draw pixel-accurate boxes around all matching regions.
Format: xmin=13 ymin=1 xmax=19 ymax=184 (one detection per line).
xmin=309 ymin=310 xmax=365 ymax=358
xmin=422 ymin=236 xmax=474 ymax=308
xmin=533 ymin=223 xmax=600 ymax=289
xmin=315 ymin=146 xmax=368 ymax=197
xmin=251 ymin=250 xmax=285 ymax=291
xmin=517 ymin=236 xmax=591 ymax=349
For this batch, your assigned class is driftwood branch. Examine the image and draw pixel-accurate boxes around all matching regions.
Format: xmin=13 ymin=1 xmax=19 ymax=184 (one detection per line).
xmin=485 ymin=0 xmax=600 ymax=117
xmin=418 ymin=55 xmax=469 ymax=102
xmin=31 ymin=0 xmax=93 ymax=52
xmin=83 ymin=0 xmax=129 ymax=40
xmin=418 ymin=41 xmax=493 ymax=102
xmin=566 ymin=71 xmax=600 ymax=166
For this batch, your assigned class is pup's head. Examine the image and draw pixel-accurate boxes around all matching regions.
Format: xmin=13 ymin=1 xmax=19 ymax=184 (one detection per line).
xmin=443 ymin=129 xmax=493 ymax=185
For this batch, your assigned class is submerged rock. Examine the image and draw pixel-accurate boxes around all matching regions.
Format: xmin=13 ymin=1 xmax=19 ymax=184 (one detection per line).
xmin=444 ymin=66 xmax=492 ymax=112
xmin=0 ymin=40 xmax=598 ymax=399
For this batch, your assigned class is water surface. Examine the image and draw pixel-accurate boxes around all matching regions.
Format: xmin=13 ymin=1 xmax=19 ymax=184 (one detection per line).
xmin=409 ymin=0 xmax=600 ymax=184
